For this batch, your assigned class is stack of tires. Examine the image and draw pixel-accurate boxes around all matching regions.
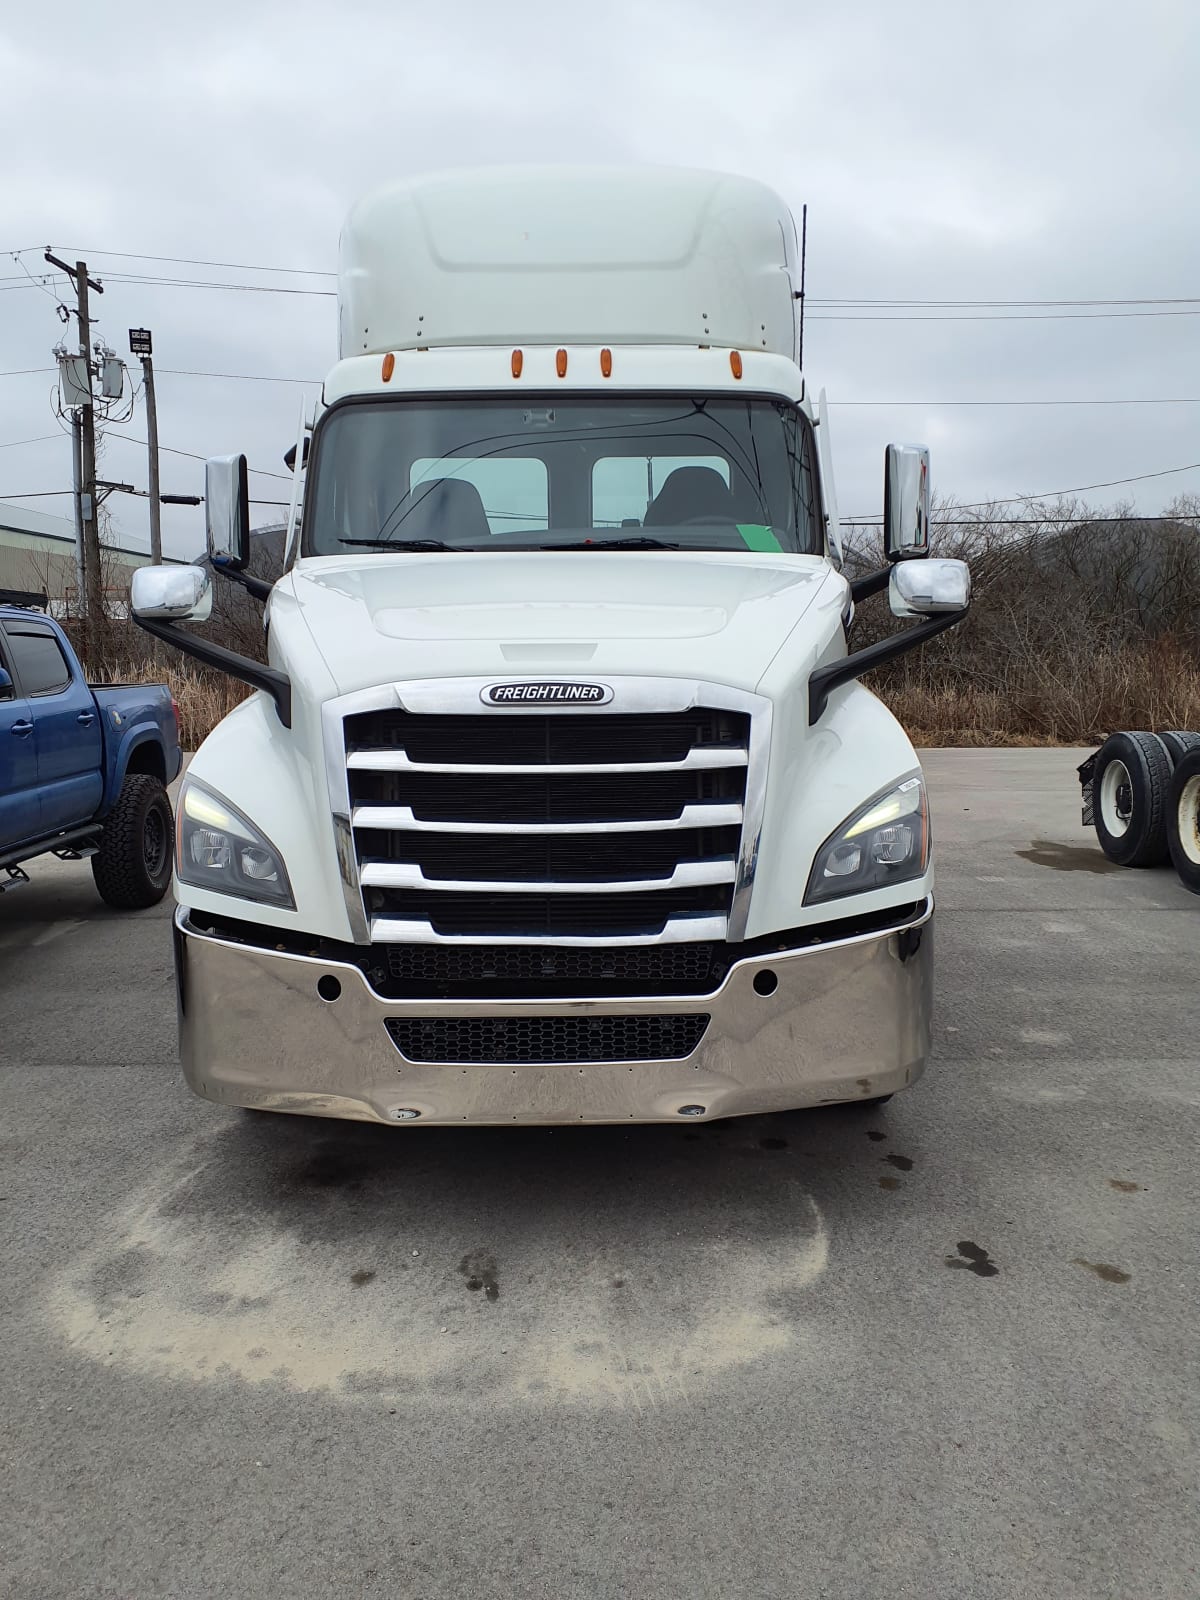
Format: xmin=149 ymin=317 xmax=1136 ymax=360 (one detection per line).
xmin=1086 ymin=731 xmax=1200 ymax=892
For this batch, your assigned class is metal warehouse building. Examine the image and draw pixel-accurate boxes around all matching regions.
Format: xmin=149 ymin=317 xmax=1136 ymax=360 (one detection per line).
xmin=0 ymin=503 xmax=187 ymax=612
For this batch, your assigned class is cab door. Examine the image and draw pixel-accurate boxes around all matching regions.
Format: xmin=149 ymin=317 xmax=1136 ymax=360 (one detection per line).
xmin=0 ymin=630 xmax=39 ymax=849
xmin=2 ymin=621 xmax=103 ymax=834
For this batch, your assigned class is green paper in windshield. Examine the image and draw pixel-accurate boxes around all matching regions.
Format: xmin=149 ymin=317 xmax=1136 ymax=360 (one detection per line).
xmin=738 ymin=524 xmax=784 ymax=553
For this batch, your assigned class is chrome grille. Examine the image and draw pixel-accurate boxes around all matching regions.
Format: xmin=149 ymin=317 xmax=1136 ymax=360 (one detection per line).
xmin=335 ymin=686 xmax=761 ymax=947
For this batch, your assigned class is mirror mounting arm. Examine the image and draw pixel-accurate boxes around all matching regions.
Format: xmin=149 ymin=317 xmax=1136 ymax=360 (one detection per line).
xmin=848 ymin=565 xmax=892 ymax=604
xmin=133 ymin=615 xmax=293 ymax=728
xmin=210 ymin=555 xmax=273 ymax=603
xmin=809 ymin=608 xmax=968 ymax=726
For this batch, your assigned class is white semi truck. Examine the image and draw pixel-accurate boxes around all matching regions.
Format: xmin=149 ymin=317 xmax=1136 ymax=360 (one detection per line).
xmin=133 ymin=165 xmax=971 ymax=1126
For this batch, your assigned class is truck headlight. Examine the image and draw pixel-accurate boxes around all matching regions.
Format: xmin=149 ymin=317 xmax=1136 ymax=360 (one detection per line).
xmin=176 ymin=779 xmax=295 ymax=908
xmin=805 ymin=774 xmax=929 ymax=905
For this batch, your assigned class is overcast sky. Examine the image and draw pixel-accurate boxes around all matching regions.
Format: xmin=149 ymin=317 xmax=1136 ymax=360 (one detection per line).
xmin=1 ymin=0 xmax=1197 ymax=558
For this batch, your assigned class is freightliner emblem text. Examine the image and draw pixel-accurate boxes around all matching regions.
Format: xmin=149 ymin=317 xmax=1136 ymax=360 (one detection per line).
xmin=482 ymin=682 xmax=613 ymax=706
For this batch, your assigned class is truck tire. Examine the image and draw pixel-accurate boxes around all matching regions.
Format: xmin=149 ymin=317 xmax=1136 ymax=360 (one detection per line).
xmin=1092 ymin=731 xmax=1171 ymax=867
xmin=1166 ymin=749 xmax=1200 ymax=895
xmin=1158 ymin=730 xmax=1200 ymax=768
xmin=91 ymin=774 xmax=175 ymax=909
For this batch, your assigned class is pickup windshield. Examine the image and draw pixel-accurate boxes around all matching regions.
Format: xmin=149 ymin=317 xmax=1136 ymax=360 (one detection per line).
xmin=303 ymin=397 xmax=823 ymax=557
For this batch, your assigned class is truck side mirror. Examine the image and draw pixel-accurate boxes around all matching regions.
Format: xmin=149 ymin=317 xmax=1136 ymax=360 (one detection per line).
xmin=0 ymin=665 xmax=13 ymax=701
xmin=131 ymin=564 xmax=214 ymax=624
xmin=206 ymin=454 xmax=251 ymax=571
xmin=889 ymin=557 xmax=971 ymax=618
xmin=883 ymin=443 xmax=930 ymax=561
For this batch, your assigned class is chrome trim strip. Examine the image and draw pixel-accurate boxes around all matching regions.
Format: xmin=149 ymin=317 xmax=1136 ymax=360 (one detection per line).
xmin=345 ymin=747 xmax=748 ymax=775
xmin=359 ymin=857 xmax=736 ymax=894
xmin=351 ymin=802 xmax=745 ymax=835
xmin=368 ymin=914 xmax=731 ymax=947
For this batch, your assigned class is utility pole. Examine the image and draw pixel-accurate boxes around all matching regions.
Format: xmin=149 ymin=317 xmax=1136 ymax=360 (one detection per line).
xmin=129 ymin=328 xmax=161 ymax=562
xmin=69 ymin=412 xmax=85 ymax=607
xmin=46 ymin=251 xmax=105 ymax=660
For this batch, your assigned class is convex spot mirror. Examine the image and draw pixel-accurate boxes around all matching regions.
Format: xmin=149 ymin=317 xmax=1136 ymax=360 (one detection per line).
xmin=130 ymin=563 xmax=213 ymax=623
xmin=206 ymin=453 xmax=251 ymax=571
xmin=889 ymin=557 xmax=971 ymax=619
xmin=884 ymin=443 xmax=930 ymax=560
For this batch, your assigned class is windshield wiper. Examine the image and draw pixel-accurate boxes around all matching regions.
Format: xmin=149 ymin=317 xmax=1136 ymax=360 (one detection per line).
xmin=537 ymin=536 xmax=680 ymax=551
xmin=337 ymin=538 xmax=469 ymax=551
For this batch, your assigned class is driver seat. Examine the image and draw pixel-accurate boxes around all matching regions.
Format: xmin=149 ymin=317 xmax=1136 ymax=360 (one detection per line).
xmin=644 ymin=466 xmax=737 ymax=527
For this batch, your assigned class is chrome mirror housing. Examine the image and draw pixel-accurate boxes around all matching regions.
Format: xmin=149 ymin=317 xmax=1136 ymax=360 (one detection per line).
xmin=889 ymin=558 xmax=971 ymax=619
xmin=884 ymin=444 xmax=930 ymax=560
xmin=206 ymin=454 xmax=251 ymax=569
xmin=131 ymin=563 xmax=213 ymax=623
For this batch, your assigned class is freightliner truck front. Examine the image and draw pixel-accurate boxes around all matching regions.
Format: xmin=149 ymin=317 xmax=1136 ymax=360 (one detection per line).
xmin=133 ymin=166 xmax=971 ymax=1127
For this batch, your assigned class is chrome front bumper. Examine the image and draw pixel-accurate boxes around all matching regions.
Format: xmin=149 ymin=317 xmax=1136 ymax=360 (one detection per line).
xmin=173 ymin=901 xmax=933 ymax=1125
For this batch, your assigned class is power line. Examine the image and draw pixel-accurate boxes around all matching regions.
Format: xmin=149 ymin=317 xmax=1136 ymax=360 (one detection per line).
xmin=809 ymin=309 xmax=1200 ymax=322
xmin=97 ymin=272 xmax=334 ymax=298
xmin=103 ymin=431 xmax=293 ymax=482
xmin=156 ymin=367 xmax=315 ymax=384
xmin=0 ymin=434 xmax=65 ymax=450
xmin=27 ymin=250 xmax=1197 ymax=307
xmin=844 ymin=459 xmax=1200 ymax=521
xmin=830 ymin=397 xmax=1200 ymax=408
xmin=812 ymin=296 xmax=1200 ymax=308
xmin=38 ymin=246 xmax=334 ymax=278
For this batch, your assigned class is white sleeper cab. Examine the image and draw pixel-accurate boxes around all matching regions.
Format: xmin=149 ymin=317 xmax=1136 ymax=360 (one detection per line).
xmin=133 ymin=165 xmax=970 ymax=1126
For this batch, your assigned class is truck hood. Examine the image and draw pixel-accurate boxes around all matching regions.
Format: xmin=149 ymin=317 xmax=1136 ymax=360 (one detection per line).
xmin=278 ymin=551 xmax=839 ymax=696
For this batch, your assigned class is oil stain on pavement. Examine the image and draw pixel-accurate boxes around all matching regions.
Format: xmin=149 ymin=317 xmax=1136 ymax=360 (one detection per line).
xmin=1016 ymin=840 xmax=1122 ymax=874
xmin=945 ymin=1242 xmax=999 ymax=1277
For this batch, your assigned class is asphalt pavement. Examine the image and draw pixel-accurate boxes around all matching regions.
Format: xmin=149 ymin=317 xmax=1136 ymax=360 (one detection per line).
xmin=1 ymin=748 xmax=1197 ymax=1600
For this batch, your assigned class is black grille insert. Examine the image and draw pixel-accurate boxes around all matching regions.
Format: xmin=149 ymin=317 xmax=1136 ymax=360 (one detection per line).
xmin=382 ymin=942 xmax=722 ymax=998
xmin=351 ymin=767 xmax=746 ymax=824
xmin=359 ymin=829 xmax=741 ymax=883
xmin=346 ymin=708 xmax=748 ymax=766
xmin=385 ymin=1013 xmax=710 ymax=1064
xmin=368 ymin=887 xmax=729 ymax=937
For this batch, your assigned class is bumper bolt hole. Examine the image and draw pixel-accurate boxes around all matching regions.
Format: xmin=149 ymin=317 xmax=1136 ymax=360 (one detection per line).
xmin=753 ymin=969 xmax=779 ymax=997
xmin=317 ymin=975 xmax=342 ymax=1003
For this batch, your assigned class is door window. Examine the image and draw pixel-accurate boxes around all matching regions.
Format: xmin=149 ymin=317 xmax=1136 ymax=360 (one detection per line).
xmin=6 ymin=629 xmax=72 ymax=696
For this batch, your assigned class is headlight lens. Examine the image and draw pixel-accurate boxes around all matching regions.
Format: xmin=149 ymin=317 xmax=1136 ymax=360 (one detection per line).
xmin=805 ymin=774 xmax=929 ymax=904
xmin=176 ymin=780 xmax=294 ymax=907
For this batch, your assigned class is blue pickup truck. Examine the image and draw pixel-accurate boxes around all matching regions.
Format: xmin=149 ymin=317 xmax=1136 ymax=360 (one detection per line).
xmin=0 ymin=601 xmax=182 ymax=908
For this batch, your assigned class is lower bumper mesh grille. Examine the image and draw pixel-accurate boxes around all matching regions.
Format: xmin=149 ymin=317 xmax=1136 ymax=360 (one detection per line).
xmin=385 ymin=1013 xmax=710 ymax=1065
xmin=382 ymin=943 xmax=721 ymax=998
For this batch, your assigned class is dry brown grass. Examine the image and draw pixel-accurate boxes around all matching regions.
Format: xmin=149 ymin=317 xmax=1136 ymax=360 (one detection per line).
xmin=95 ymin=662 xmax=250 ymax=751
xmin=877 ymin=640 xmax=1200 ymax=747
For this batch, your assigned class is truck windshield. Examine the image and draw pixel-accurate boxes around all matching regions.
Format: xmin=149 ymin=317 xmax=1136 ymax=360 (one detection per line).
xmin=303 ymin=397 xmax=823 ymax=556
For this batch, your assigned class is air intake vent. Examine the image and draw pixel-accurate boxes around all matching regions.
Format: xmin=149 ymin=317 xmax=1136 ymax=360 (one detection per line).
xmin=385 ymin=1013 xmax=710 ymax=1064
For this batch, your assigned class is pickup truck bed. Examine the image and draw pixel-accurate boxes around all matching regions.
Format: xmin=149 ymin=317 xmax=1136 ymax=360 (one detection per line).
xmin=0 ymin=606 xmax=182 ymax=908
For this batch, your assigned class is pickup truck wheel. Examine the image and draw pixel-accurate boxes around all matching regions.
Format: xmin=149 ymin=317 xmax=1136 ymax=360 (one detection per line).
xmin=1092 ymin=731 xmax=1171 ymax=867
xmin=1158 ymin=730 xmax=1200 ymax=768
xmin=1166 ymin=750 xmax=1200 ymax=895
xmin=92 ymin=774 xmax=175 ymax=910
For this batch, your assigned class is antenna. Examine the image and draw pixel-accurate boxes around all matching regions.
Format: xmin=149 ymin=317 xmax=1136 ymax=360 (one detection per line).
xmin=797 ymin=203 xmax=808 ymax=372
